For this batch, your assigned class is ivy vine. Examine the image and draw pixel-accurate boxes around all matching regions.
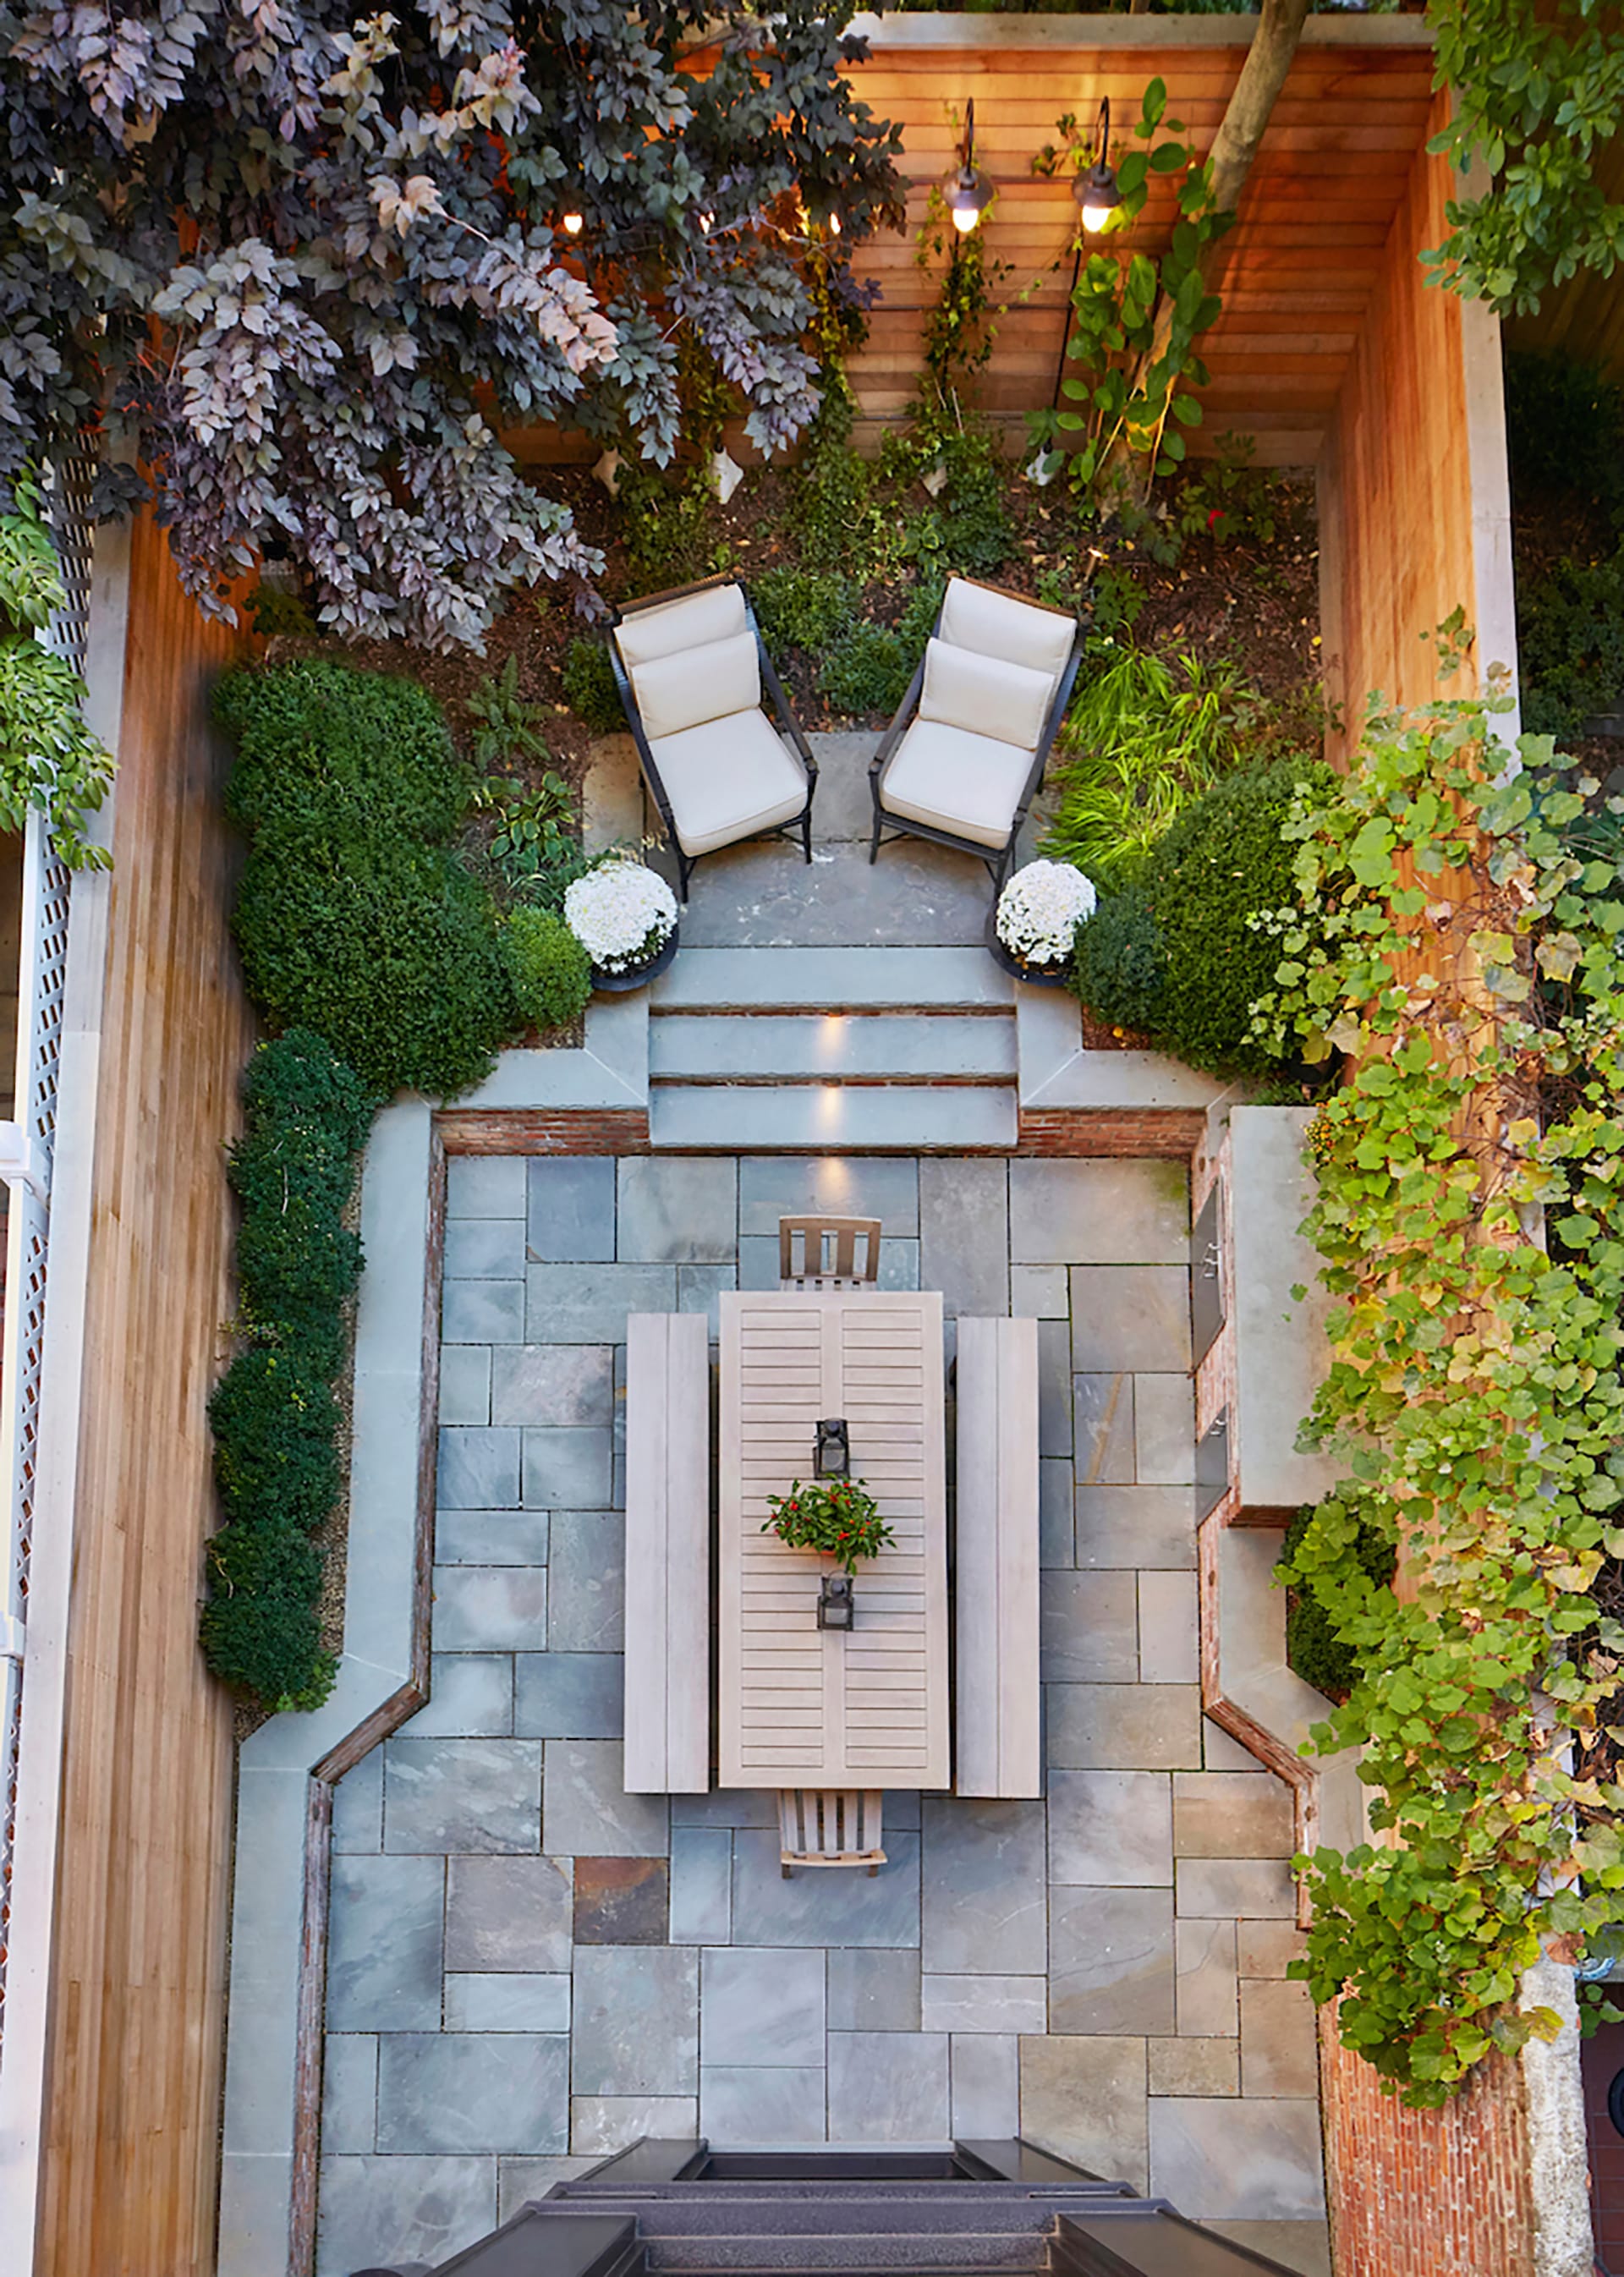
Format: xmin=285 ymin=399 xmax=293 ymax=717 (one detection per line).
xmin=1250 ymin=692 xmax=1624 ymax=2104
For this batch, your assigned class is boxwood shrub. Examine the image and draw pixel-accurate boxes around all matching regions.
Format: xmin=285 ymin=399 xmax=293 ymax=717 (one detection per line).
xmin=220 ymin=660 xmax=515 ymax=1098
xmin=202 ymin=1031 xmax=376 ymax=1713
xmin=502 ymin=905 xmax=594 ymax=1032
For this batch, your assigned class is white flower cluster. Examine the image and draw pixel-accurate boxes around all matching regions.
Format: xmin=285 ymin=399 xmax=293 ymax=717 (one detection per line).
xmin=996 ymin=859 xmax=1097 ymax=966
xmin=565 ymin=859 xmax=678 ymax=973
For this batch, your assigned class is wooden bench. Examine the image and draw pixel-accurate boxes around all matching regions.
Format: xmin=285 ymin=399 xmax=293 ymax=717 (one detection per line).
xmin=954 ymin=1315 xmax=1041 ymax=1797
xmin=623 ymin=1312 xmax=710 ymax=1794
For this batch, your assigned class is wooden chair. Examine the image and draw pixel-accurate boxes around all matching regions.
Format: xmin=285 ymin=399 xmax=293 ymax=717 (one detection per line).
xmin=953 ymin=1316 xmax=1041 ymax=1798
xmin=608 ymin=574 xmax=818 ymax=901
xmin=623 ymin=1313 xmax=711 ymax=1794
xmin=778 ymin=1788 xmax=886 ymax=1876
xmin=778 ymin=1215 xmax=882 ymax=1288
xmin=869 ymin=575 xmax=1084 ymax=892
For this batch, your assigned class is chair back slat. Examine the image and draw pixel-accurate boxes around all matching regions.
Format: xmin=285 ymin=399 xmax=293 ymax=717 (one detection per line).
xmin=778 ymin=1215 xmax=882 ymax=1288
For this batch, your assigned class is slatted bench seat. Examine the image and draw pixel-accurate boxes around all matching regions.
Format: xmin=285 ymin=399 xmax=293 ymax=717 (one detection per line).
xmin=623 ymin=1312 xmax=711 ymax=1794
xmin=954 ymin=1315 xmax=1041 ymax=1798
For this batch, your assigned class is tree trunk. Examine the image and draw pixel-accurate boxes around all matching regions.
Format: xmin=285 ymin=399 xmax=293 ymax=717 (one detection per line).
xmin=1100 ymin=0 xmax=1311 ymax=502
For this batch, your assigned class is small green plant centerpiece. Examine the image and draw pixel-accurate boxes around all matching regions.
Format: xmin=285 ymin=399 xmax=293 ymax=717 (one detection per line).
xmin=763 ymin=1478 xmax=894 ymax=1627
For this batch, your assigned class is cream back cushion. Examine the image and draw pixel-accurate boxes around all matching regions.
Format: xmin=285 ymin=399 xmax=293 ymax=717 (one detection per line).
xmin=917 ymin=638 xmax=1053 ymax=753
xmin=629 ymin=629 xmax=760 ymax=741
xmin=615 ymin=582 xmax=748 ymax=669
xmin=939 ymin=578 xmax=1075 ymax=681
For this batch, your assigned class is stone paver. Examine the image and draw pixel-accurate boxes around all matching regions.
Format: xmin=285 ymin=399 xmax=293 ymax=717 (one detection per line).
xmin=545 ymin=1511 xmax=624 ymax=1653
xmin=383 ymin=1737 xmax=542 ymax=1857
xmin=573 ymin=1945 xmax=698 ymax=2095
xmin=703 ymin=1948 xmax=826 ymax=2067
xmin=311 ymin=1141 xmax=1325 ymax=2269
xmin=544 ymin=1740 xmax=668 ymax=1858
xmin=827 ymin=2032 xmax=949 ymax=2141
xmin=376 ymin=2033 xmax=569 ymax=2155
xmin=921 ymin=1799 xmax=1046 ymax=1975
xmin=446 ymin=1857 xmax=572 ymax=1975
xmin=527 ymin=1156 xmax=617 ymax=1261
xmin=515 ymin=1651 xmax=623 ymax=1740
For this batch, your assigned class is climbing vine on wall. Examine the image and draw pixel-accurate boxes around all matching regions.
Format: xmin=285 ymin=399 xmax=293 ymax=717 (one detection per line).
xmin=1252 ymin=694 xmax=1624 ymax=2104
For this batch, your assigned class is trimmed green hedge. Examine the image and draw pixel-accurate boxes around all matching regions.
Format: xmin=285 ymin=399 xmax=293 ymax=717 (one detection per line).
xmin=503 ymin=905 xmax=594 ymax=1031
xmin=1070 ymin=759 xmax=1333 ymax=1076
xmin=220 ymin=661 xmax=515 ymax=1098
xmin=200 ymin=1031 xmax=377 ymax=1713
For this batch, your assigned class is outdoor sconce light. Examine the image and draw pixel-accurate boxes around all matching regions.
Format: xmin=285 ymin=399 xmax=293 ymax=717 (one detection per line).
xmin=560 ymin=207 xmax=584 ymax=237
xmin=944 ymin=98 xmax=994 ymax=235
xmin=1074 ymin=98 xmax=1122 ymax=234
xmin=815 ymin=1418 xmax=850 ymax=1479
xmin=818 ymin=1572 xmax=855 ymax=1631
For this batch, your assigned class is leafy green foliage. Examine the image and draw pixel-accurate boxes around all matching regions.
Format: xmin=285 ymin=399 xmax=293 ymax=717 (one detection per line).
xmin=471 ymin=769 xmax=579 ymax=899
xmin=502 ymin=906 xmax=594 ymax=1032
xmin=202 ymin=1031 xmax=376 ymax=1713
xmin=1068 ymin=886 xmax=1166 ymax=1034
xmin=1028 ymin=81 xmax=1229 ymax=508
xmin=1174 ymin=436 xmax=1283 ymax=547
xmin=819 ymin=620 xmax=912 ymax=718
xmin=222 ymin=661 xmax=516 ymax=1098
xmin=562 ymin=638 xmax=626 ymax=735
xmin=1425 ymin=0 xmax=1624 ymax=319
xmin=3 ymin=0 xmax=904 ymax=646
xmin=244 ymin=580 xmax=317 ymax=639
xmin=1518 ymin=550 xmax=1624 ymax=737
xmin=762 ymin=1476 xmax=896 ymax=1572
xmin=617 ymin=458 xmax=716 ymax=590
xmin=1278 ymin=1501 xmax=1396 ymax=1702
xmin=792 ymin=399 xmax=879 ymax=576
xmin=752 ymin=568 xmax=855 ymax=663
xmin=1247 ymin=698 xmax=1624 ymax=2101
xmin=1045 ymin=646 xmax=1239 ymax=885
xmin=199 ymin=1523 xmax=335 ymax=1713
xmin=0 ymin=472 xmax=114 ymax=867
xmin=464 ymin=656 xmax=554 ymax=771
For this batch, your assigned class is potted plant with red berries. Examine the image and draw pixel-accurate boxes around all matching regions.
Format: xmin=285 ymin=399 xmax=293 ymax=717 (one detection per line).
xmin=761 ymin=1477 xmax=895 ymax=1629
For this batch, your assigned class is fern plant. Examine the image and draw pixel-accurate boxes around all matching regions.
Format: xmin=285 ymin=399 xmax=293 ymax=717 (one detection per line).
xmin=1042 ymin=647 xmax=1237 ymax=884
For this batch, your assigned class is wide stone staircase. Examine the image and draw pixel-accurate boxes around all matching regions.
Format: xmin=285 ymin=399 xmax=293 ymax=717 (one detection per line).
xmin=647 ymin=949 xmax=1020 ymax=1151
xmin=405 ymin=2147 xmax=1309 ymax=2276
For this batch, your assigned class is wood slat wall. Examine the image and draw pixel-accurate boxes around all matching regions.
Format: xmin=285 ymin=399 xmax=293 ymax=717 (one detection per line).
xmin=1315 ymin=91 xmax=1484 ymax=750
xmin=841 ymin=23 xmax=1439 ymax=462
xmin=37 ymin=510 xmax=250 ymax=2276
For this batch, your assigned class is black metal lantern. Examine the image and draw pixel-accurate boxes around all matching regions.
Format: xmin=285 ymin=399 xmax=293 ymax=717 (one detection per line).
xmin=1073 ymin=99 xmax=1122 ymax=235
xmin=817 ymin=1572 xmax=855 ymax=1631
xmin=814 ymin=1417 xmax=850 ymax=1479
xmin=943 ymin=98 xmax=995 ymax=236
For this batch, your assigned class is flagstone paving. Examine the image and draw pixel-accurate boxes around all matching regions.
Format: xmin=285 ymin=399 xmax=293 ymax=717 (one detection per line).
xmin=315 ymin=1150 xmax=1330 ymax=2277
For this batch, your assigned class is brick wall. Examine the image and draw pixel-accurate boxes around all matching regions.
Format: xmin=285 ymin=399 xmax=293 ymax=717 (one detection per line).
xmin=1320 ymin=2007 xmax=1540 ymax=2274
xmin=435 ymin=1108 xmax=653 ymax=1155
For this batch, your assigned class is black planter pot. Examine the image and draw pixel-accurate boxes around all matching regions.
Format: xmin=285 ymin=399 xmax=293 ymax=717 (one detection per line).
xmin=985 ymin=909 xmax=1072 ymax=990
xmin=591 ymin=922 xmax=680 ymax=994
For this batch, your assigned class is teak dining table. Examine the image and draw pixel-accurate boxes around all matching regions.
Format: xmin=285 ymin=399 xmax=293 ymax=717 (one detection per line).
xmin=716 ymin=1287 xmax=951 ymax=1792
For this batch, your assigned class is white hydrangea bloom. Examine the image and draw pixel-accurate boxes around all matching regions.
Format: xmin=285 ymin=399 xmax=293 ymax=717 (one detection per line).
xmin=564 ymin=859 xmax=678 ymax=972
xmin=995 ymin=859 xmax=1097 ymax=966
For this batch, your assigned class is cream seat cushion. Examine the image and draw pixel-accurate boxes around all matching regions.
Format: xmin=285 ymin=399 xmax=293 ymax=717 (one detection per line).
xmin=878 ymin=718 xmax=1035 ymax=852
xmin=918 ymin=637 xmax=1053 ymax=752
xmin=628 ymin=628 xmax=760 ymax=742
xmin=647 ymin=708 xmax=809 ymax=857
xmin=939 ymin=578 xmax=1075 ymax=681
xmin=615 ymin=582 xmax=749 ymax=669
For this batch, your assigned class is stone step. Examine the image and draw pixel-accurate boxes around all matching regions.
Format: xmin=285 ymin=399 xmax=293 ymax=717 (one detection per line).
xmin=653 ymin=946 xmax=1012 ymax=1014
xmin=644 ymin=2236 xmax=1046 ymax=2273
xmin=649 ymin=1083 xmax=1018 ymax=1151
xmin=594 ymin=2200 xmax=1067 ymax=2237
xmin=649 ymin=1012 xmax=1017 ymax=1084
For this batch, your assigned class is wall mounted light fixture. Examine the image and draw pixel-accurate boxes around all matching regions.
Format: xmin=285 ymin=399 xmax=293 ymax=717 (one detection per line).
xmin=943 ymin=98 xmax=995 ymax=235
xmin=1073 ymin=98 xmax=1122 ymax=234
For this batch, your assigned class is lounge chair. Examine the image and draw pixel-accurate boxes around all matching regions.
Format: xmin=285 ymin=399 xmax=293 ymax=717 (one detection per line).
xmin=868 ymin=576 xmax=1084 ymax=889
xmin=609 ymin=575 xmax=817 ymax=900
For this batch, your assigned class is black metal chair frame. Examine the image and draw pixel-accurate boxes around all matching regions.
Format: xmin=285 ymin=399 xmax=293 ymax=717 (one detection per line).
xmin=867 ymin=576 xmax=1086 ymax=893
xmin=607 ymin=573 xmax=818 ymax=902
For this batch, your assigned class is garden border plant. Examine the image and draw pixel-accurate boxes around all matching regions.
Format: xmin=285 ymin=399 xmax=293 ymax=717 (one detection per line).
xmin=200 ymin=1031 xmax=377 ymax=1713
xmin=1248 ymin=691 xmax=1624 ymax=2103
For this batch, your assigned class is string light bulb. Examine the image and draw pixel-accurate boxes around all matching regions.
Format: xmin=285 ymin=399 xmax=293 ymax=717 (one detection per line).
xmin=1073 ymin=97 xmax=1122 ymax=234
xmin=942 ymin=97 xmax=994 ymax=235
